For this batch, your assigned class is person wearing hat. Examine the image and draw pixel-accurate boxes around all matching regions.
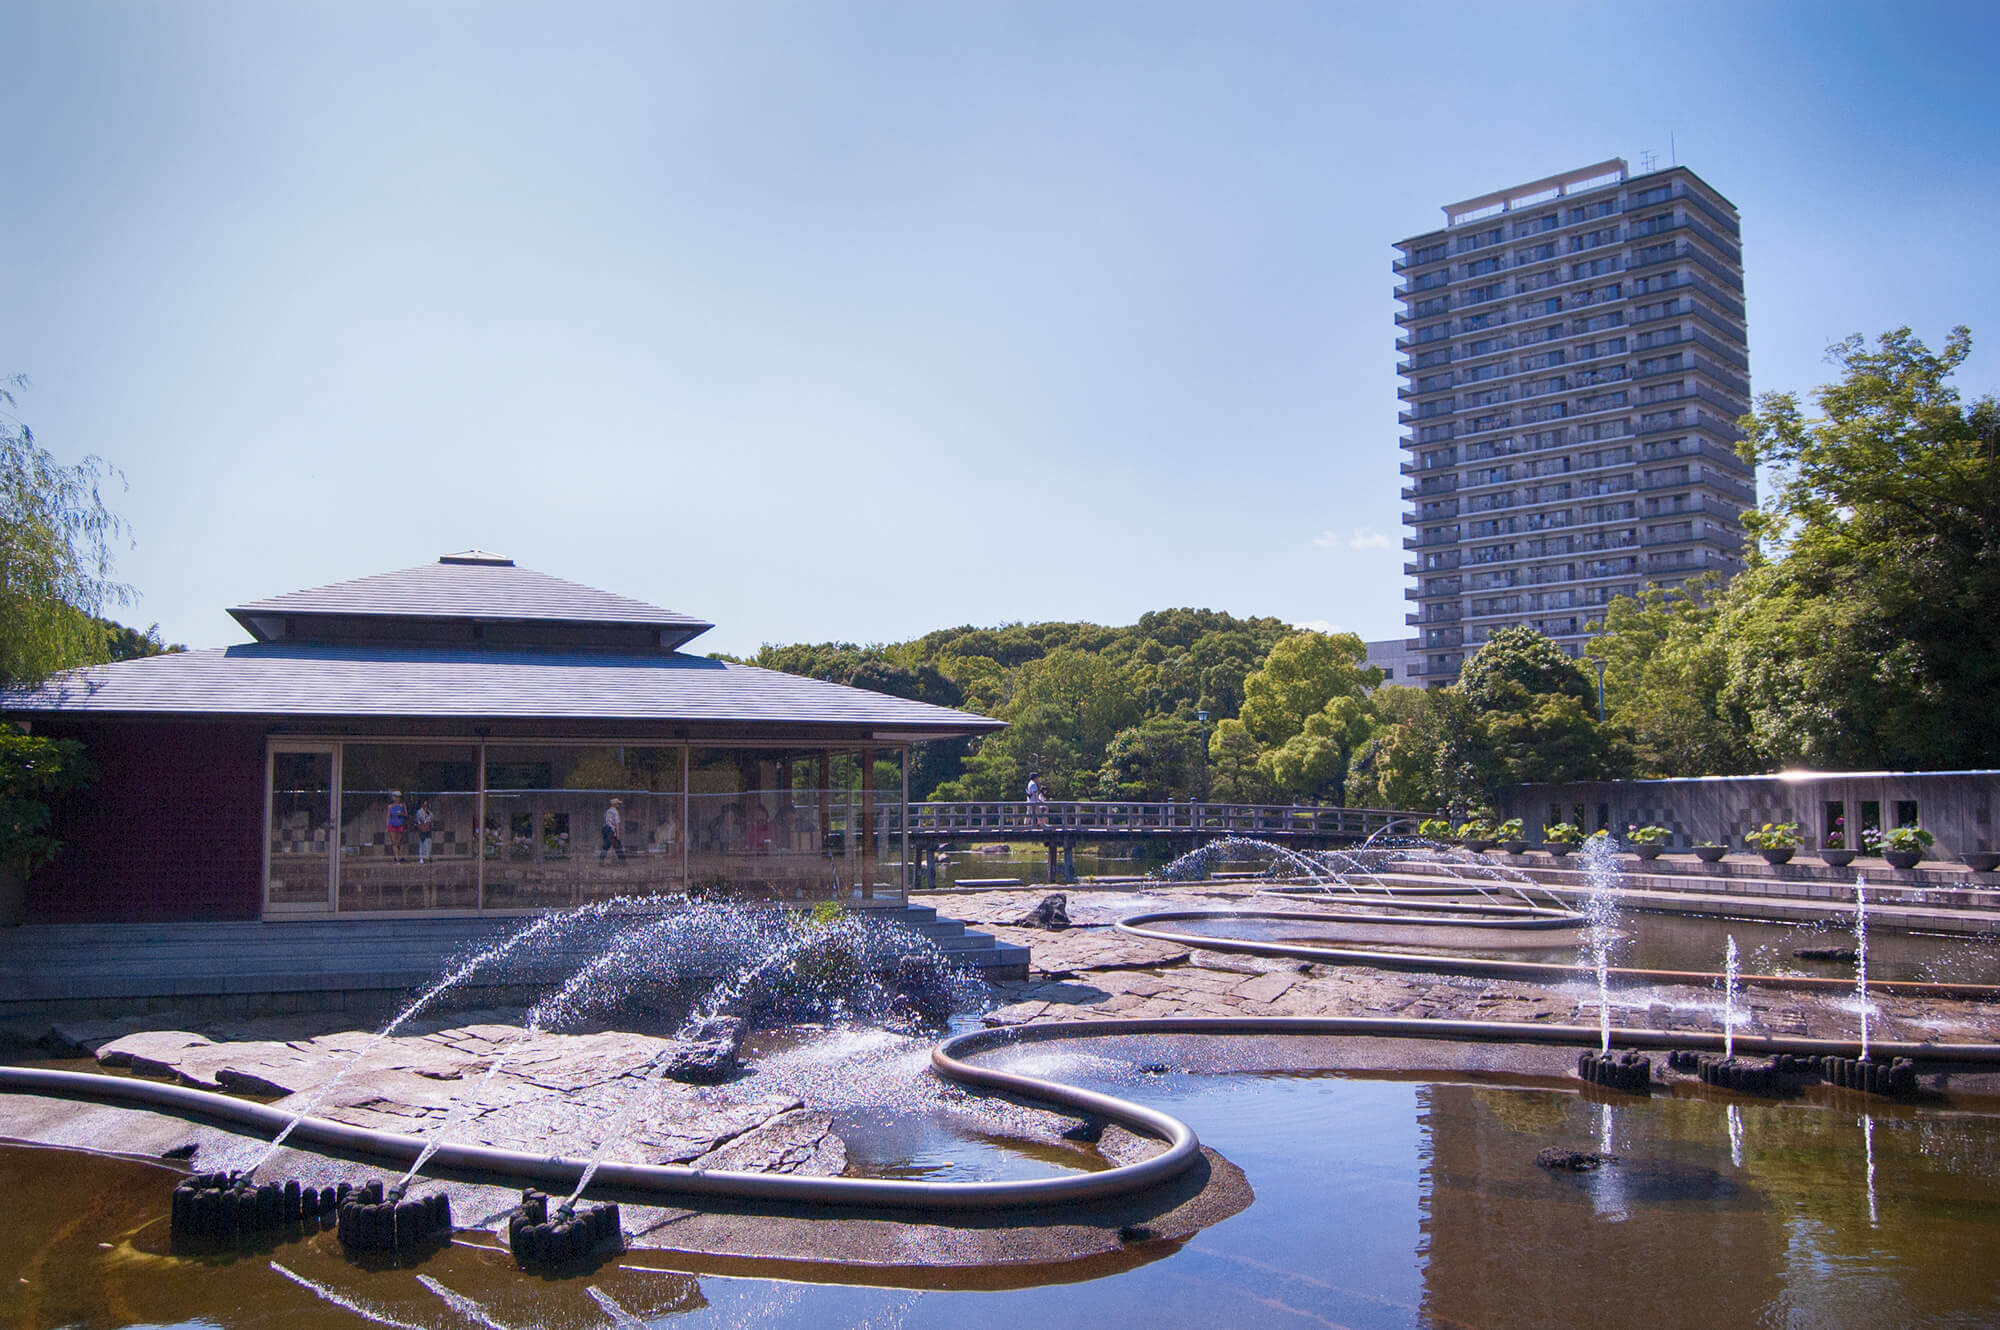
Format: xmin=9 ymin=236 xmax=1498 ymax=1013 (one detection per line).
xmin=385 ymin=791 xmax=408 ymax=864
xmin=601 ymin=796 xmax=626 ymax=863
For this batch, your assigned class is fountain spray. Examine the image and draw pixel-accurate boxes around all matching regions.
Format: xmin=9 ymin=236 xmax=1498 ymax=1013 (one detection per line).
xmin=1724 ymin=934 xmax=1740 ymax=1060
xmin=1855 ymin=875 xmax=1872 ymax=1061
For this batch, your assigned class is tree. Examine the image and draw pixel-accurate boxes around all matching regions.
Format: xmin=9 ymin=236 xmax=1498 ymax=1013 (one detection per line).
xmin=1450 ymin=627 xmax=1615 ymax=789
xmin=1456 ymin=625 xmax=1594 ymax=713
xmin=1588 ymin=578 xmax=1756 ymax=776
xmin=1346 ymin=685 xmax=1491 ymax=816
xmin=1727 ymin=325 xmax=2000 ymax=768
xmin=0 ymin=731 xmax=93 ymax=881
xmin=1097 ymin=715 xmax=1204 ymax=800
xmin=0 ymin=377 xmax=131 ymax=685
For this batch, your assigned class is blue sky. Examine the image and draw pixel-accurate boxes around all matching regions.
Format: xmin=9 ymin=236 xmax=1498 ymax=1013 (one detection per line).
xmin=5 ymin=2 xmax=1997 ymax=656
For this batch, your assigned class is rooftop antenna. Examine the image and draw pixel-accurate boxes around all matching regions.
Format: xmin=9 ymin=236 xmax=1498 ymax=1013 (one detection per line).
xmin=1671 ymin=131 xmax=1677 ymax=165
xmin=1639 ymin=149 xmax=1659 ymax=173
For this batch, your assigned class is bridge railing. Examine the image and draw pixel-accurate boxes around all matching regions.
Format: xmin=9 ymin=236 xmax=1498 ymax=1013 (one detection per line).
xmin=907 ymin=800 xmax=1423 ymax=840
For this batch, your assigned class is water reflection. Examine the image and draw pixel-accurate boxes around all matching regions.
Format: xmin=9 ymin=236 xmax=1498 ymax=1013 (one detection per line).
xmin=9 ymin=1050 xmax=2000 ymax=1328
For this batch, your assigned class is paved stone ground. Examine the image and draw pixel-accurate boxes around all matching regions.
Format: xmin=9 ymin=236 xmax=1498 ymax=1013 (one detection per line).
xmin=4 ymin=877 xmax=1999 ymax=1267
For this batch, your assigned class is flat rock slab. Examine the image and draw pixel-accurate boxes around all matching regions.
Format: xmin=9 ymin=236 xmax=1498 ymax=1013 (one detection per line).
xmin=95 ymin=1030 xmax=213 ymax=1076
xmin=688 ymin=1108 xmax=845 ymax=1176
xmin=985 ymin=926 xmax=1188 ymax=975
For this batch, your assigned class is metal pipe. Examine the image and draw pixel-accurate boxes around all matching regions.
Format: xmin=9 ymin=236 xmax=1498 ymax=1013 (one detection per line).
xmin=1115 ymin=909 xmax=2000 ymax=1002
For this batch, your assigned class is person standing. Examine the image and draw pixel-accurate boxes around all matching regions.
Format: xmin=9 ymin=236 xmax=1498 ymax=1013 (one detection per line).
xmin=414 ymin=800 xmax=434 ymax=865
xmin=600 ymin=797 xmax=626 ymax=863
xmin=385 ymin=791 xmax=408 ymax=863
xmin=1025 ymin=773 xmax=1046 ymax=827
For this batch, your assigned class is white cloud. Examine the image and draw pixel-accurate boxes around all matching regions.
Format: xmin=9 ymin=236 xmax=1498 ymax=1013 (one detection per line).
xmin=1314 ymin=526 xmax=1393 ymax=551
xmin=1294 ymin=618 xmax=1345 ymax=634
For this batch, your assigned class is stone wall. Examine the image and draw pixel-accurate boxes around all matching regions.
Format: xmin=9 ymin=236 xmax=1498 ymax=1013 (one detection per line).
xmin=1496 ymin=770 xmax=1998 ymax=859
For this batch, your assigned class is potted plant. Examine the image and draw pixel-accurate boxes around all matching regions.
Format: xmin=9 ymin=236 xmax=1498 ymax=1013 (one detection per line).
xmin=1418 ymin=817 xmax=1454 ymax=843
xmin=1693 ymin=840 xmax=1729 ymax=863
xmin=1966 ymin=850 xmax=2000 ymax=873
xmin=1627 ymin=824 xmax=1671 ymax=860
xmin=1542 ymin=822 xmax=1583 ymax=858
xmin=1745 ymin=821 xmax=1801 ymax=866
xmin=1882 ymin=825 xmax=1934 ymax=870
xmin=1821 ymin=818 xmax=1857 ymax=868
xmin=1495 ymin=818 xmax=1528 ymax=854
xmin=1455 ymin=817 xmax=1495 ymax=853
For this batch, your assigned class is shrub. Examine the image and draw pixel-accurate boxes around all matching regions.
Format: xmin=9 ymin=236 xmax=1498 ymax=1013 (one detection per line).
xmin=1418 ymin=817 xmax=1453 ymax=840
xmin=1627 ymin=824 xmax=1671 ymax=845
xmin=1543 ymin=822 xmax=1583 ymax=845
xmin=1494 ymin=818 xmax=1524 ymax=841
xmin=1883 ymin=825 xmax=1934 ymax=854
xmin=1745 ymin=822 xmax=1802 ymax=851
xmin=1454 ymin=817 xmax=1493 ymax=841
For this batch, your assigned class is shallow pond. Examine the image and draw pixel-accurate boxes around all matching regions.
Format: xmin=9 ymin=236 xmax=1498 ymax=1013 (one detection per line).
xmin=8 ymin=1032 xmax=2000 ymax=1328
xmin=1171 ymin=903 xmax=2000 ymax=985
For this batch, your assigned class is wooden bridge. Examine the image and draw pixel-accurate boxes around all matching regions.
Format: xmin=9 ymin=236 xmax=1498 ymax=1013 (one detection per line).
xmin=903 ymin=799 xmax=1423 ymax=886
xmin=907 ymin=799 xmax=1420 ymax=842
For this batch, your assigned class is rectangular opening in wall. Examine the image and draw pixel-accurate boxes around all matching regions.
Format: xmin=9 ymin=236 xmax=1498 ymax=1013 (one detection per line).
xmin=1823 ymin=801 xmax=1846 ymax=848
xmin=1895 ymin=800 xmax=1919 ymax=829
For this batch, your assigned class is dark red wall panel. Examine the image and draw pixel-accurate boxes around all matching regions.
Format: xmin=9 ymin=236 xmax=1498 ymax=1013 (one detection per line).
xmin=30 ymin=721 xmax=267 ymax=922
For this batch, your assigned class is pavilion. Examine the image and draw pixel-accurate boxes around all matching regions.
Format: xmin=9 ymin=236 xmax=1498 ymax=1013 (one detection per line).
xmin=2 ymin=551 xmax=1003 ymax=925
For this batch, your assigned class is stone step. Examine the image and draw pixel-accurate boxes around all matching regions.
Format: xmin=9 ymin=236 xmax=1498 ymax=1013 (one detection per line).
xmin=0 ymin=903 xmax=1027 ymax=1009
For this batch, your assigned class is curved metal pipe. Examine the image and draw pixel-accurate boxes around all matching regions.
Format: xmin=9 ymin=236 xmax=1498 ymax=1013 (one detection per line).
xmin=1116 ymin=909 xmax=2000 ymax=1002
xmin=7 ymin=1010 xmax=2000 ymax=1217
xmin=0 ymin=1051 xmax=1200 ymax=1212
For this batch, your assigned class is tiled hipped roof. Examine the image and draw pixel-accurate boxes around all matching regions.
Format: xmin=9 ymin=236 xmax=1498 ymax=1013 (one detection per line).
xmin=229 ymin=557 xmax=713 ymax=636
xmin=4 ymin=644 xmax=1001 ymax=733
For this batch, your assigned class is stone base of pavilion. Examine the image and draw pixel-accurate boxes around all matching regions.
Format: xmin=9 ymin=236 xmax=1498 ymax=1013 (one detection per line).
xmin=0 ymin=901 xmax=1028 ymax=1023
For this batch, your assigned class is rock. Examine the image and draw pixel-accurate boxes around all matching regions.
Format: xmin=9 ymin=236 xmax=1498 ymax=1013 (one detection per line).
xmin=660 ymin=1017 xmax=746 ymax=1084
xmin=1014 ymin=894 xmax=1072 ymax=931
xmin=1536 ymin=1148 xmax=1614 ymax=1171
xmin=688 ymin=1108 xmax=846 ymax=1177
xmin=95 ymin=1030 xmax=213 ymax=1075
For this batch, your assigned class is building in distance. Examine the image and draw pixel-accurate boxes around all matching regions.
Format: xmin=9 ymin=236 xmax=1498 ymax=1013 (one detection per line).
xmin=1393 ymin=158 xmax=1755 ymax=685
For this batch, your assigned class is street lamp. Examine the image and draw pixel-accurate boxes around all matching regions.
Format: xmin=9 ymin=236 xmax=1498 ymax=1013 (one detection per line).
xmin=1196 ymin=710 xmax=1211 ymax=802
xmin=1584 ymin=657 xmax=1607 ymax=724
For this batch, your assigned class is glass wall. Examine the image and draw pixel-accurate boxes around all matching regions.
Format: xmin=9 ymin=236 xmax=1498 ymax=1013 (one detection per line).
xmin=482 ymin=745 xmax=683 ymax=912
xmin=688 ymin=747 xmax=905 ymax=900
xmin=263 ymin=738 xmax=904 ymax=915
xmin=338 ymin=744 xmax=479 ymax=912
xmin=267 ymin=748 xmax=334 ymax=909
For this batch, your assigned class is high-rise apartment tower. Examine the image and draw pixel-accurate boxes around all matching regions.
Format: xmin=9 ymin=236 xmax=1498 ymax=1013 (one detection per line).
xmin=1393 ymin=158 xmax=1753 ymax=684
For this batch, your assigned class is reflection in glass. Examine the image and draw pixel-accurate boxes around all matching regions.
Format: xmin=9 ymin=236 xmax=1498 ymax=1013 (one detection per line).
xmin=687 ymin=748 xmax=905 ymax=902
xmin=481 ymin=746 xmax=683 ymax=911
xmin=267 ymin=750 xmax=332 ymax=907
xmin=338 ymin=744 xmax=479 ymax=912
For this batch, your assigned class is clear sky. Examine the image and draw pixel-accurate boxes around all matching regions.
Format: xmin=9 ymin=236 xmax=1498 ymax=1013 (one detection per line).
xmin=5 ymin=1 xmax=1997 ymax=657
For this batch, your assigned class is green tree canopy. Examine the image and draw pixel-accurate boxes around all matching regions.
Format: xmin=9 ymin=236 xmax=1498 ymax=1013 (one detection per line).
xmin=0 ymin=377 xmax=131 ymax=685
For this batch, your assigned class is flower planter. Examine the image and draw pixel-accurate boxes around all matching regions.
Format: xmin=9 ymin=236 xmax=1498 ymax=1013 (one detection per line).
xmin=1500 ymin=840 xmax=1529 ymax=855
xmin=1544 ymin=843 xmax=1578 ymax=859
xmin=1965 ymin=852 xmax=2000 ymax=873
xmin=1758 ymin=848 xmax=1796 ymax=866
xmin=1821 ymin=849 xmax=1857 ymax=868
xmin=1461 ymin=839 xmax=1495 ymax=853
xmin=1693 ymin=845 xmax=1728 ymax=863
xmin=1633 ymin=845 xmax=1664 ymax=861
xmin=1884 ymin=849 xmax=1923 ymax=870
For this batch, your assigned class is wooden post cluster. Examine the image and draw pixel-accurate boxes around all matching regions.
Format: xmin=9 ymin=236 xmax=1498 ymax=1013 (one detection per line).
xmin=171 ymin=1171 xmax=346 ymax=1245
xmin=1667 ymin=1048 xmax=1917 ymax=1097
xmin=1696 ymin=1056 xmax=1778 ymax=1096
xmin=335 ymin=1179 xmax=453 ymax=1254
xmin=1576 ymin=1049 xmax=1652 ymax=1095
xmin=507 ymin=1189 xmax=622 ymax=1268
xmin=1824 ymin=1055 xmax=1917 ymax=1097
